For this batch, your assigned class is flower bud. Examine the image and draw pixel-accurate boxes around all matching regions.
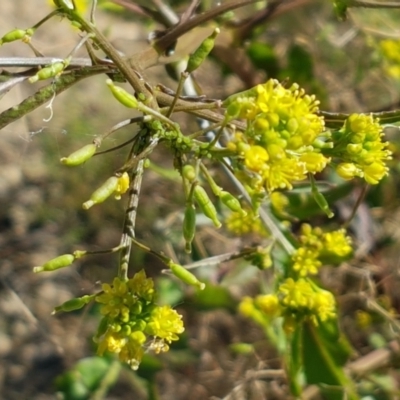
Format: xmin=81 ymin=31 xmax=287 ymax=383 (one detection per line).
xmin=60 ymin=144 xmax=97 ymax=166
xmin=169 ymin=262 xmax=205 ymax=290
xmin=106 ymin=79 xmax=138 ymax=108
xmin=186 ymin=28 xmax=220 ymax=74
xmin=183 ymin=205 xmax=196 ymax=253
xmin=194 ymin=185 xmax=221 ymax=228
xmin=33 ymin=254 xmax=75 ymax=273
xmin=114 ymin=172 xmax=130 ymax=200
xmin=182 ymin=165 xmax=196 ymax=182
xmin=83 ymin=176 xmax=119 ymax=210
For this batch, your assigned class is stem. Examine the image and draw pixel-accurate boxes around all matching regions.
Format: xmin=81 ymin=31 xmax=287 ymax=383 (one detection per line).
xmin=58 ymin=6 xmax=157 ymax=108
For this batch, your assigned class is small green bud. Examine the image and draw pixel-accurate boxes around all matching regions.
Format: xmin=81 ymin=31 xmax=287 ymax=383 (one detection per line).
xmin=52 ymin=294 xmax=94 ymax=314
xmin=220 ymin=191 xmax=246 ymax=215
xmin=106 ymin=79 xmax=138 ymax=108
xmin=186 ymin=28 xmax=220 ymax=74
xmin=83 ymin=176 xmax=119 ymax=210
xmin=0 ymin=28 xmax=34 ymax=45
xmin=33 ymin=254 xmax=75 ymax=273
xmin=194 ymin=185 xmax=221 ymax=228
xmin=182 ymin=165 xmax=196 ymax=182
xmin=183 ymin=205 xmax=196 ymax=253
xmin=169 ymin=262 xmax=205 ymax=290
xmin=60 ymin=144 xmax=97 ymax=166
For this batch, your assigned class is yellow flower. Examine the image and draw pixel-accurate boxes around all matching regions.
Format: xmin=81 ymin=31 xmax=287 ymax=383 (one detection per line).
xmin=278 ymin=278 xmax=314 ymax=309
xmin=94 ymin=270 xmax=184 ymax=369
xmin=225 ymin=79 xmax=328 ymax=193
xmin=255 ymin=294 xmax=281 ymax=317
xmin=145 ymin=305 xmax=185 ymax=343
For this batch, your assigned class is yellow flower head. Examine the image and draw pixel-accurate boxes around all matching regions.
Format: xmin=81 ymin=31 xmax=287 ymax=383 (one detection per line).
xmin=225 ymin=79 xmax=328 ymax=193
xmin=94 ymin=270 xmax=184 ymax=369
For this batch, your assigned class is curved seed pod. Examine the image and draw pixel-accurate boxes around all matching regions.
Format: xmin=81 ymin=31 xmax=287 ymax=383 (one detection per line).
xmin=60 ymin=143 xmax=97 ymax=166
xmin=52 ymin=294 xmax=94 ymax=314
xmin=106 ymin=79 xmax=138 ymax=108
xmin=186 ymin=28 xmax=220 ymax=74
xmin=33 ymin=254 xmax=75 ymax=273
xmin=220 ymin=191 xmax=246 ymax=215
xmin=83 ymin=176 xmax=119 ymax=210
xmin=194 ymin=185 xmax=221 ymax=228
xmin=169 ymin=262 xmax=205 ymax=290
xmin=183 ymin=205 xmax=196 ymax=253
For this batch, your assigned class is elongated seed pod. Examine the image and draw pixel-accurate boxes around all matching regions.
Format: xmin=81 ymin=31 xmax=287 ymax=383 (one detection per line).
xmin=33 ymin=254 xmax=75 ymax=273
xmin=186 ymin=28 xmax=220 ymax=74
xmin=220 ymin=191 xmax=246 ymax=215
xmin=0 ymin=28 xmax=33 ymax=45
xmin=106 ymin=79 xmax=138 ymax=108
xmin=169 ymin=262 xmax=205 ymax=290
xmin=83 ymin=176 xmax=119 ymax=210
xmin=60 ymin=143 xmax=97 ymax=166
xmin=194 ymin=185 xmax=221 ymax=228
xmin=183 ymin=205 xmax=196 ymax=253
xmin=29 ymin=62 xmax=65 ymax=83
xmin=52 ymin=294 xmax=94 ymax=314
xmin=313 ymin=190 xmax=334 ymax=218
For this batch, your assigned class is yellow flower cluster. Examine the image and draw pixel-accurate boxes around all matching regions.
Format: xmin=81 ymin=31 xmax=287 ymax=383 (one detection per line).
xmin=239 ymin=278 xmax=336 ymax=331
xmin=225 ymin=79 xmax=330 ymax=193
xmin=94 ymin=270 xmax=184 ymax=369
xmin=292 ymin=224 xmax=352 ymax=276
xmin=225 ymin=207 xmax=268 ymax=236
xmin=333 ymin=114 xmax=392 ymax=184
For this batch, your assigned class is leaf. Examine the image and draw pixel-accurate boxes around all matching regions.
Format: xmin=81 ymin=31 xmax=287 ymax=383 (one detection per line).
xmin=55 ymin=356 xmax=119 ymax=400
xmin=287 ymin=324 xmax=304 ymax=397
xmin=302 ymin=320 xmax=359 ymax=400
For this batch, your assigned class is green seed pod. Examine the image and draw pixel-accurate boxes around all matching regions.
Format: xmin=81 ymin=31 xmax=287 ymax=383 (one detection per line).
xmin=60 ymin=144 xmax=97 ymax=166
xmin=106 ymin=79 xmax=138 ymax=108
xmin=313 ymin=190 xmax=334 ymax=218
xmin=33 ymin=254 xmax=75 ymax=273
xmin=186 ymin=27 xmax=220 ymax=74
xmin=220 ymin=191 xmax=246 ymax=215
xmin=194 ymin=185 xmax=221 ymax=228
xmin=0 ymin=28 xmax=33 ymax=45
xmin=29 ymin=62 xmax=65 ymax=83
xmin=183 ymin=205 xmax=196 ymax=253
xmin=52 ymin=294 xmax=94 ymax=314
xmin=82 ymin=176 xmax=119 ymax=210
xmin=169 ymin=262 xmax=205 ymax=290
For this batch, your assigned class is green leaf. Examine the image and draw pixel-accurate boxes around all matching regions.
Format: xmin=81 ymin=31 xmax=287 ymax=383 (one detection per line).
xmin=55 ymin=356 xmax=119 ymax=400
xmin=302 ymin=321 xmax=359 ymax=400
xmin=246 ymin=42 xmax=280 ymax=78
xmin=191 ymin=283 xmax=236 ymax=311
xmin=287 ymin=324 xmax=304 ymax=397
